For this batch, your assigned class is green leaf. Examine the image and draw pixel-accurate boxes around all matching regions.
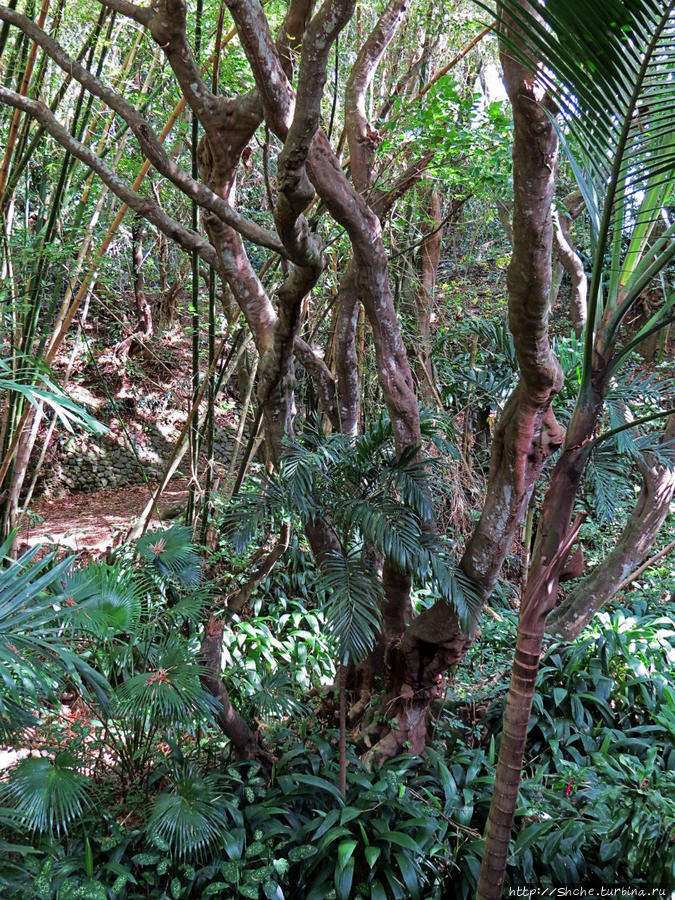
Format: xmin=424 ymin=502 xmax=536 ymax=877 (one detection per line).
xmin=1 ymin=755 xmax=91 ymax=835
xmin=334 ymin=857 xmax=355 ymax=900
xmin=553 ymin=687 xmax=567 ymax=707
xmin=202 ymin=885 xmax=231 ymax=897
xmin=288 ymin=845 xmax=318 ymax=862
xmin=239 ymin=885 xmax=260 ymax=899
xmin=337 ymin=839 xmax=358 ymax=870
xmin=395 ymin=852 xmax=421 ymax=899
xmin=365 ymin=845 xmax=381 ymax=868
xmin=370 ymin=883 xmax=387 ymax=900
xmin=375 ymin=830 xmax=421 ymax=851
xmin=291 ymin=773 xmax=345 ymax=806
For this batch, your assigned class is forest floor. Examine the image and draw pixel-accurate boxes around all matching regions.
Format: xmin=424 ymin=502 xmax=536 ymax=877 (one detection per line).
xmin=17 ymin=477 xmax=191 ymax=555
xmin=16 ymin=309 xmax=239 ymax=556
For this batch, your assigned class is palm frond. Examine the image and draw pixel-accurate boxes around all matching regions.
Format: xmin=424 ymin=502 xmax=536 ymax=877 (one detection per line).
xmin=585 ymin=443 xmax=634 ymax=525
xmin=320 ymin=551 xmax=382 ymax=664
xmin=61 ymin=561 xmax=144 ymax=635
xmin=135 ymin=525 xmax=202 ymax=587
xmin=220 ymin=476 xmax=285 ymax=552
xmin=0 ymin=753 xmax=91 ymax=835
xmin=336 ymin=497 xmax=423 ymax=571
xmin=115 ymin=641 xmax=218 ymax=728
xmin=147 ymin=769 xmax=229 ymax=860
xmin=0 ymin=540 xmax=109 ymax=735
xmin=0 ymin=355 xmax=106 ymax=435
xmin=489 ymin=0 xmax=675 ymax=215
xmin=383 ymin=445 xmax=435 ymax=522
xmin=483 ymin=0 xmax=675 ymax=381
xmin=419 ymin=534 xmax=482 ymax=632
xmin=247 ymin=669 xmax=307 ymax=718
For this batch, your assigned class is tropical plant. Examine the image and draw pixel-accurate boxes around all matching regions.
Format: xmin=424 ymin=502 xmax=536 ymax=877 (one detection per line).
xmin=0 ymin=533 xmax=109 ymax=738
xmin=476 ymin=0 xmax=675 ymax=892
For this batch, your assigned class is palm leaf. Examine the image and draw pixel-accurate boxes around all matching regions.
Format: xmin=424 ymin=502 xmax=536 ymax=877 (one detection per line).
xmin=320 ymin=551 xmax=382 ymax=664
xmin=220 ymin=476 xmax=285 ymax=552
xmin=135 ymin=525 xmax=202 ymax=587
xmin=0 ymin=753 xmax=91 ymax=835
xmin=0 ymin=538 xmax=109 ymax=735
xmin=247 ymin=669 xmax=308 ymax=718
xmin=585 ymin=443 xmax=634 ymax=525
xmin=482 ymin=0 xmax=675 ymax=374
xmin=115 ymin=641 xmax=218 ymax=727
xmin=60 ymin=561 xmax=144 ymax=635
xmin=148 ymin=769 xmax=229 ymax=860
xmin=336 ymin=497 xmax=423 ymax=571
xmin=419 ymin=534 xmax=482 ymax=632
xmin=0 ymin=355 xmax=106 ymax=435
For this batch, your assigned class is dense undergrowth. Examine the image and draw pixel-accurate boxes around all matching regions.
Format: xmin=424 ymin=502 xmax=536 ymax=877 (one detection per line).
xmin=0 ymin=513 xmax=673 ymax=899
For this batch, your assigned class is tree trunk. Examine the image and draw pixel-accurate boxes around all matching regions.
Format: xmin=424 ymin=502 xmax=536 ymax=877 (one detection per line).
xmin=200 ymin=615 xmax=276 ymax=769
xmin=366 ymin=25 xmax=564 ymax=760
xmin=477 ymin=515 xmax=585 ymax=899
xmin=132 ymin=217 xmax=153 ymax=336
xmin=414 ymin=183 xmax=441 ymax=402
xmin=548 ymin=414 xmax=675 ymax=640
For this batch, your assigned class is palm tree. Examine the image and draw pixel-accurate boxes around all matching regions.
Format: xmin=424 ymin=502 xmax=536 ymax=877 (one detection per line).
xmin=477 ymin=1 xmax=675 ymax=895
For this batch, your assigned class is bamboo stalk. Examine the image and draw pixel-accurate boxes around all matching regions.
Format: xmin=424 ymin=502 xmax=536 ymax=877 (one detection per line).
xmin=0 ymin=0 xmax=51 ymax=197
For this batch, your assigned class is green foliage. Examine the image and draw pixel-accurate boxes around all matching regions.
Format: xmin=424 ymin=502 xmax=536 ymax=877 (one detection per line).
xmin=0 ymin=535 xmax=108 ymax=738
xmin=0 ymin=753 xmax=91 ymax=836
xmin=220 ymin=557 xmax=335 ymax=721
xmin=147 ymin=767 xmax=231 ymax=861
xmin=499 ymin=607 xmax=675 ymax=888
xmin=320 ymin=551 xmax=382 ymax=664
xmin=0 ymin=355 xmax=106 ymax=436
xmin=221 ymin=417 xmax=480 ymax=657
xmin=135 ymin=526 xmax=202 ymax=588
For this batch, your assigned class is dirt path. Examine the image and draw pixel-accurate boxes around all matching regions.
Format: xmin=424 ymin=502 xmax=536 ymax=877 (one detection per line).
xmin=18 ymin=478 xmax=191 ymax=555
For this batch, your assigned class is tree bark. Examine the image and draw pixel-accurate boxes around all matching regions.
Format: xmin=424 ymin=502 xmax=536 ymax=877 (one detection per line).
xmin=477 ymin=514 xmax=585 ymax=899
xmin=365 ymin=24 xmax=564 ymax=762
xmin=414 ymin=183 xmax=441 ymax=402
xmin=200 ymin=615 xmax=276 ymax=768
xmin=552 ymin=205 xmax=587 ymax=336
xmin=548 ymin=415 xmax=675 ymax=640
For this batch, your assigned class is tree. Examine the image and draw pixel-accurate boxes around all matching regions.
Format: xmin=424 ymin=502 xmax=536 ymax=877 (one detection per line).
xmin=0 ymin=0 xmax=672 ymax=850
xmin=476 ymin=1 xmax=675 ymax=894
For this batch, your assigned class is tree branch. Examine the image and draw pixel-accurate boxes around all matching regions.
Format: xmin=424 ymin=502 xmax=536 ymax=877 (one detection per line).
xmin=547 ymin=416 xmax=675 ymax=640
xmin=0 ymin=3 xmax=284 ymax=253
xmin=98 ymin=0 xmax=151 ymax=25
xmin=0 ymin=85 xmax=219 ymax=269
xmin=345 ymin=0 xmax=410 ymax=194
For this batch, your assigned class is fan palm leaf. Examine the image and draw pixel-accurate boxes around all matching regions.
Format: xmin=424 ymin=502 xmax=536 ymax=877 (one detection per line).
xmin=135 ymin=525 xmax=202 ymax=588
xmin=147 ymin=769 xmax=229 ymax=860
xmin=0 ymin=537 xmax=109 ymax=735
xmin=0 ymin=752 xmax=91 ymax=835
xmin=115 ymin=641 xmax=218 ymax=727
xmin=60 ymin=561 xmax=144 ymax=635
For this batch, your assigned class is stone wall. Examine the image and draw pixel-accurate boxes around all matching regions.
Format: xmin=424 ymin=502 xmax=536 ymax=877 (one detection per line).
xmin=38 ymin=425 xmax=235 ymax=496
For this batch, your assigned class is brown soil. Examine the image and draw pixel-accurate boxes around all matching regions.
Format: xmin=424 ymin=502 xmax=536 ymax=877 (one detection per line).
xmin=17 ymin=478 xmax=191 ymax=555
